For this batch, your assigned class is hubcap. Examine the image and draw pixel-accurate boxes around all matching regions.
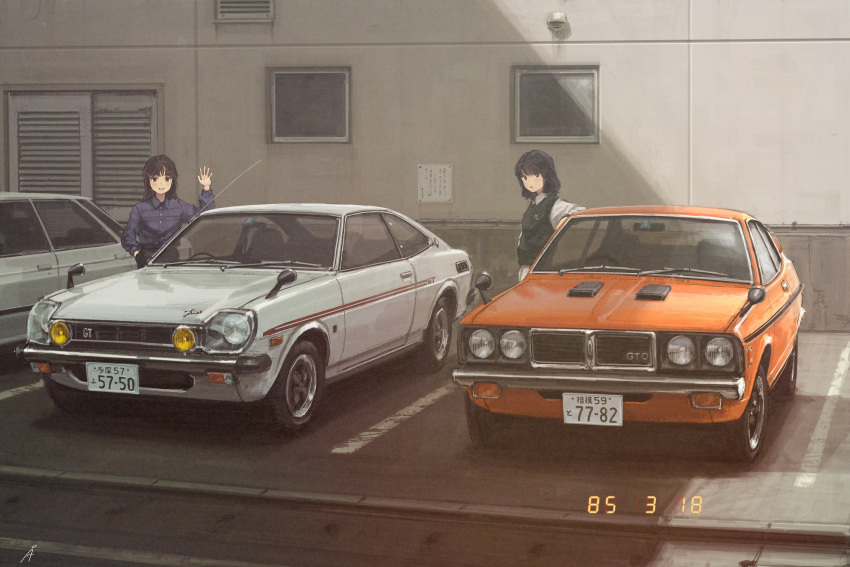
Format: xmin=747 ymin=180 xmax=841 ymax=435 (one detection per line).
xmin=286 ymin=354 xmax=317 ymax=418
xmin=432 ymin=308 xmax=449 ymax=361
xmin=746 ymin=377 xmax=766 ymax=450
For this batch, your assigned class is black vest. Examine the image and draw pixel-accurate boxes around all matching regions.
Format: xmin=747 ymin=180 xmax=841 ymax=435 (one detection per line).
xmin=517 ymin=194 xmax=558 ymax=266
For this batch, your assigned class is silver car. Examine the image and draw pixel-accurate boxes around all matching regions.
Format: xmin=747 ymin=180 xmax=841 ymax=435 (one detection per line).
xmin=0 ymin=192 xmax=135 ymax=352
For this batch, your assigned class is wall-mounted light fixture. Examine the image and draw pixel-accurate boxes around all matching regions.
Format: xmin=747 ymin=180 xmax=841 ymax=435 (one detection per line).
xmin=547 ymin=11 xmax=568 ymax=32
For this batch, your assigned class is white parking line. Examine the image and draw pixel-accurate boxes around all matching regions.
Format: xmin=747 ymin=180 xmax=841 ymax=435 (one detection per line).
xmin=331 ymin=383 xmax=456 ymax=454
xmin=794 ymin=340 xmax=850 ymax=488
xmin=0 ymin=381 xmax=43 ymax=402
xmin=0 ymin=536 xmax=287 ymax=566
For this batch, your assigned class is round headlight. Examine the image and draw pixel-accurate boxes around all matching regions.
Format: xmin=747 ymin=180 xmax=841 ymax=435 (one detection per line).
xmin=220 ymin=313 xmax=251 ymax=345
xmin=500 ymin=330 xmax=526 ymax=359
xmin=667 ymin=335 xmax=695 ymax=365
xmin=173 ymin=326 xmax=196 ymax=352
xmin=49 ymin=321 xmax=71 ymax=346
xmin=469 ymin=329 xmax=495 ymax=359
xmin=705 ymin=337 xmax=734 ymax=367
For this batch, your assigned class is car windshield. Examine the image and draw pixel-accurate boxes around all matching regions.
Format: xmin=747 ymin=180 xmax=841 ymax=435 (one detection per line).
xmin=534 ymin=214 xmax=753 ymax=282
xmin=150 ymin=212 xmax=339 ymax=269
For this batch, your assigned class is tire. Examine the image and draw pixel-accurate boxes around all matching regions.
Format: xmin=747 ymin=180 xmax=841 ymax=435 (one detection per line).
xmin=464 ymin=395 xmax=505 ymax=449
xmin=776 ymin=340 xmax=798 ymax=399
xmin=727 ymin=366 xmax=769 ymax=462
xmin=418 ymin=296 xmax=453 ymax=371
xmin=267 ymin=341 xmax=325 ymax=432
xmin=42 ymin=377 xmax=88 ymax=417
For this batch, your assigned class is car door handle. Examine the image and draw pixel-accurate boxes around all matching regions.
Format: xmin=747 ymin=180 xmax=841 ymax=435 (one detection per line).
xmin=36 ymin=264 xmax=53 ymax=271
xmin=781 ymin=280 xmax=788 ymax=291
xmin=400 ymin=271 xmax=413 ymax=280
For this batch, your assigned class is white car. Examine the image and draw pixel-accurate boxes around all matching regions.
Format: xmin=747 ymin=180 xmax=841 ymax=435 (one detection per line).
xmin=0 ymin=192 xmax=135 ymax=352
xmin=23 ymin=203 xmax=472 ymax=430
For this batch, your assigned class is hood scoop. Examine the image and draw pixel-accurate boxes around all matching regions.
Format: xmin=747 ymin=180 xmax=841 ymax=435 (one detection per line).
xmin=635 ymin=284 xmax=671 ymax=301
xmin=567 ymin=281 xmax=604 ymax=298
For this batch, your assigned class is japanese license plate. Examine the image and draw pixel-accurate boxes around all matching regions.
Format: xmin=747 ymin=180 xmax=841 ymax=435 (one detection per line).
xmin=85 ymin=363 xmax=140 ymax=394
xmin=562 ymin=393 xmax=622 ymax=427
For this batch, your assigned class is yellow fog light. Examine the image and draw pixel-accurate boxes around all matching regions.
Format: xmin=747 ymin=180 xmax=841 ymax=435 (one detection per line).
xmin=49 ymin=321 xmax=71 ymax=346
xmin=173 ymin=327 xmax=196 ymax=352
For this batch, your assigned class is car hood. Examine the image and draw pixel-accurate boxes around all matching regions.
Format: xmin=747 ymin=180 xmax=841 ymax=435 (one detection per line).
xmin=50 ymin=268 xmax=330 ymax=324
xmin=468 ymin=274 xmax=751 ymax=333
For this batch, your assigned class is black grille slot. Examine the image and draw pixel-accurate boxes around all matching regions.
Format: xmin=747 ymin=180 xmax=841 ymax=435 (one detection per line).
xmin=70 ymin=322 xmax=175 ymax=346
xmin=595 ymin=334 xmax=653 ymax=367
xmin=532 ymin=332 xmax=585 ymax=365
xmin=66 ymin=364 xmax=193 ymax=391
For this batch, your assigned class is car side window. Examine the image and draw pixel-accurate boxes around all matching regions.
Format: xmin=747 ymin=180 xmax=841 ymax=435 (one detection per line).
xmin=33 ymin=200 xmax=118 ymax=250
xmin=341 ymin=213 xmax=402 ymax=270
xmin=0 ymin=201 xmax=51 ymax=257
xmin=382 ymin=213 xmax=431 ymax=258
xmin=748 ymin=221 xmax=780 ymax=284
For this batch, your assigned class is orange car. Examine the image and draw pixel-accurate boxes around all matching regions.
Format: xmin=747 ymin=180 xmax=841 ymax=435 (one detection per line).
xmin=453 ymin=206 xmax=803 ymax=461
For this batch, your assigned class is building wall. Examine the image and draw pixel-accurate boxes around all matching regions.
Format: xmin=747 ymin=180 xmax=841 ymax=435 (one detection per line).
xmin=2 ymin=0 xmax=848 ymax=328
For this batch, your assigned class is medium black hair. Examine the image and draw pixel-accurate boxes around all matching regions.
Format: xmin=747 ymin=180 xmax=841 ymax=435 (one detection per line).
xmin=514 ymin=150 xmax=561 ymax=200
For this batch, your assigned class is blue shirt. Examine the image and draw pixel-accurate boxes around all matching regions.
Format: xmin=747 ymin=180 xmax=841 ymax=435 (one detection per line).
xmin=122 ymin=191 xmax=214 ymax=255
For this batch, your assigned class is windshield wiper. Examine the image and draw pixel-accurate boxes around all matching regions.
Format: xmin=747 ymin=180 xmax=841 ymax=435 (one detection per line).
xmin=233 ymin=260 xmax=324 ymax=269
xmin=558 ymin=265 xmax=641 ymax=275
xmin=639 ymin=266 xmax=729 ymax=278
xmin=160 ymin=258 xmax=238 ymax=268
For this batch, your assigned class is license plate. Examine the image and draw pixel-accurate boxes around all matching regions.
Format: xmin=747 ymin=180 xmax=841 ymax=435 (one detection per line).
xmin=85 ymin=363 xmax=140 ymax=394
xmin=562 ymin=393 xmax=622 ymax=427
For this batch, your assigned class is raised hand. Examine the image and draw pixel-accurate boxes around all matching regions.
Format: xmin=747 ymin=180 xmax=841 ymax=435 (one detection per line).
xmin=198 ymin=166 xmax=212 ymax=190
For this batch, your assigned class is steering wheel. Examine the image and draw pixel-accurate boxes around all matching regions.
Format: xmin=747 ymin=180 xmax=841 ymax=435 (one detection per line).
xmin=187 ymin=251 xmax=215 ymax=261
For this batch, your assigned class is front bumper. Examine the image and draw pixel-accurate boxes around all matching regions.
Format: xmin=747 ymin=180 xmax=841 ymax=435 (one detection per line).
xmin=452 ymin=368 xmax=746 ymax=401
xmin=22 ymin=344 xmax=272 ymax=402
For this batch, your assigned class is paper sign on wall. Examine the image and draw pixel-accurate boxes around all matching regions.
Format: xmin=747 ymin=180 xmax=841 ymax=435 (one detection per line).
xmin=418 ymin=164 xmax=452 ymax=203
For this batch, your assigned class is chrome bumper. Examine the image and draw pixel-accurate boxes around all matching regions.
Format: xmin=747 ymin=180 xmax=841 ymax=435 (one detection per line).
xmin=22 ymin=344 xmax=271 ymax=374
xmin=452 ymin=368 xmax=746 ymax=401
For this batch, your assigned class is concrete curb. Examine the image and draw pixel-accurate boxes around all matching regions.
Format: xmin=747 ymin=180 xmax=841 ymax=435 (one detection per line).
xmin=0 ymin=464 xmax=847 ymax=548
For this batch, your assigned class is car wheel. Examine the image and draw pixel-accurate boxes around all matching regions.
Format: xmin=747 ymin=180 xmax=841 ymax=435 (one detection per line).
xmin=268 ymin=341 xmax=325 ymax=432
xmin=776 ymin=340 xmax=798 ymax=399
xmin=728 ymin=366 xmax=769 ymax=462
xmin=419 ymin=296 xmax=453 ymax=371
xmin=464 ymin=395 xmax=506 ymax=449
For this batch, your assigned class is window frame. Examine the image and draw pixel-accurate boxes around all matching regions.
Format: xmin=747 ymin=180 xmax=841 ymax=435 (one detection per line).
xmin=512 ymin=66 xmax=600 ymax=144
xmin=747 ymin=220 xmax=782 ymax=285
xmin=268 ymin=67 xmax=351 ymax=144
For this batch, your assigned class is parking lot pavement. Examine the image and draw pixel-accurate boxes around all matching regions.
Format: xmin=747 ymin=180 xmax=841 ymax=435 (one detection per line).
xmin=0 ymin=333 xmax=847 ymax=545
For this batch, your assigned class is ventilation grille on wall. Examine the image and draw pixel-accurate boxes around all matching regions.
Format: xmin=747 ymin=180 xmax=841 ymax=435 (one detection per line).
xmin=216 ymin=0 xmax=274 ymax=22
xmin=93 ymin=106 xmax=153 ymax=207
xmin=17 ymin=111 xmax=82 ymax=194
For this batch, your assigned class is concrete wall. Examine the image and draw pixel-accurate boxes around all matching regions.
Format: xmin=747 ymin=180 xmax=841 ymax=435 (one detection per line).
xmin=2 ymin=0 xmax=848 ymax=328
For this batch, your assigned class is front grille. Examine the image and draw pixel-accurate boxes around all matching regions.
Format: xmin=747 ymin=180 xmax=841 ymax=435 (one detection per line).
xmin=531 ymin=330 xmax=655 ymax=369
xmin=67 ymin=321 xmax=196 ymax=348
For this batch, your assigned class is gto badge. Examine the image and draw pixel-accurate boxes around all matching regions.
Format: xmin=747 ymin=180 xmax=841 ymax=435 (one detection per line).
xmin=184 ymin=309 xmax=202 ymax=317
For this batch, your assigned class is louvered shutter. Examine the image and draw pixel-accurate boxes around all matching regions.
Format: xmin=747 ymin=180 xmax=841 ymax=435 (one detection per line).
xmin=216 ymin=0 xmax=274 ymax=21
xmin=92 ymin=92 xmax=157 ymax=213
xmin=8 ymin=93 xmax=92 ymax=197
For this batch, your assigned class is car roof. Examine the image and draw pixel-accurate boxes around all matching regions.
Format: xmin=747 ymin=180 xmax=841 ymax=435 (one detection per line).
xmin=202 ymin=203 xmax=390 ymax=216
xmin=0 ymin=192 xmax=92 ymax=201
xmin=573 ymin=205 xmax=755 ymax=222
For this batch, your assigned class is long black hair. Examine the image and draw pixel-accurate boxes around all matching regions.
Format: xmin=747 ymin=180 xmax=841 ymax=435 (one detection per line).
xmin=514 ymin=150 xmax=561 ymax=200
xmin=142 ymin=154 xmax=179 ymax=200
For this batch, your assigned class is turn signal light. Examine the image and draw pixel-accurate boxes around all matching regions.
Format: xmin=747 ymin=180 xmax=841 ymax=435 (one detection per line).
xmin=690 ymin=393 xmax=722 ymax=410
xmin=472 ymin=382 xmax=501 ymax=399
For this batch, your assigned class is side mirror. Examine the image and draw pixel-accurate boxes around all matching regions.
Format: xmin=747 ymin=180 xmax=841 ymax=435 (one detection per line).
xmin=265 ymin=268 xmax=297 ymax=299
xmin=739 ymin=286 xmax=766 ymax=317
xmin=466 ymin=272 xmax=493 ymax=305
xmin=66 ymin=263 xmax=86 ymax=289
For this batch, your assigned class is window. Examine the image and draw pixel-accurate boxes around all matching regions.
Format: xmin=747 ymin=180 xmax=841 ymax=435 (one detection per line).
xmin=7 ymin=91 xmax=158 ymax=222
xmin=383 ymin=214 xmax=431 ymax=258
xmin=269 ymin=68 xmax=350 ymax=143
xmin=513 ymin=66 xmax=599 ymax=144
xmin=33 ymin=200 xmax=117 ymax=250
xmin=341 ymin=213 xmax=401 ymax=270
xmin=748 ymin=221 xmax=781 ymax=284
xmin=0 ymin=201 xmax=51 ymax=257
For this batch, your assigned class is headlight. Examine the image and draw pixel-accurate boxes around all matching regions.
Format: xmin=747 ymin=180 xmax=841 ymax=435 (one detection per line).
xmin=469 ymin=329 xmax=495 ymax=359
xmin=27 ymin=300 xmax=59 ymax=345
xmin=500 ymin=330 xmax=526 ymax=359
xmin=49 ymin=321 xmax=71 ymax=346
xmin=173 ymin=326 xmax=196 ymax=352
xmin=667 ymin=335 xmax=695 ymax=365
xmin=705 ymin=337 xmax=734 ymax=366
xmin=205 ymin=310 xmax=256 ymax=353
